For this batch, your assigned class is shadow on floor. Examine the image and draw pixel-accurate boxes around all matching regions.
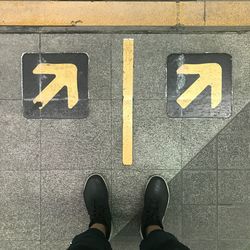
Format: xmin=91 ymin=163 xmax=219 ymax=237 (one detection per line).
xmin=111 ymin=102 xmax=250 ymax=250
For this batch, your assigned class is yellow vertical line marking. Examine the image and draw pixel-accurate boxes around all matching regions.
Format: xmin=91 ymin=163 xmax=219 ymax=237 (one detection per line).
xmin=123 ymin=39 xmax=134 ymax=166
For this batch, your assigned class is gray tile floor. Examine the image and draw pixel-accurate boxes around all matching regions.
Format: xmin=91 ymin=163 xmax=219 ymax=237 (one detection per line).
xmin=0 ymin=33 xmax=249 ymax=250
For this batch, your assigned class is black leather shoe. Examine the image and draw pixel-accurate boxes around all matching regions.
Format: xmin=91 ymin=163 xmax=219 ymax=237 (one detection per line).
xmin=140 ymin=176 xmax=170 ymax=239
xmin=84 ymin=174 xmax=112 ymax=240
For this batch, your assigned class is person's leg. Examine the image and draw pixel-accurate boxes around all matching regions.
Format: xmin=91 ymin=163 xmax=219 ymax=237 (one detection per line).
xmin=68 ymin=175 xmax=112 ymax=250
xmin=140 ymin=176 xmax=190 ymax=250
xmin=140 ymin=230 xmax=189 ymax=250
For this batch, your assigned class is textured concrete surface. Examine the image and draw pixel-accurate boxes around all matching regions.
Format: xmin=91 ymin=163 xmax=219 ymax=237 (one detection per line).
xmin=0 ymin=33 xmax=249 ymax=250
xmin=41 ymin=100 xmax=112 ymax=170
xmin=0 ymin=34 xmax=39 ymax=99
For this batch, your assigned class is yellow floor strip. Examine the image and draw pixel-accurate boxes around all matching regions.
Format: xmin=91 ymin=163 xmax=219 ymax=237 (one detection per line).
xmin=206 ymin=1 xmax=250 ymax=26
xmin=0 ymin=1 xmax=176 ymax=26
xmin=123 ymin=39 xmax=134 ymax=166
xmin=1 ymin=1 xmax=250 ymax=27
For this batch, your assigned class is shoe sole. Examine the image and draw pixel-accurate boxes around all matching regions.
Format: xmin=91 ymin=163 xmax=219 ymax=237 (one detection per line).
xmin=84 ymin=173 xmax=114 ymax=241
xmin=139 ymin=174 xmax=170 ymax=239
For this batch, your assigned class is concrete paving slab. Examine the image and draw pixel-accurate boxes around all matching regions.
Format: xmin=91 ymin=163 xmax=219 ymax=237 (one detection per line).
xmin=219 ymin=103 xmax=250 ymax=136
xmin=218 ymin=205 xmax=250 ymax=239
xmin=181 ymin=118 xmax=225 ymax=167
xmin=183 ymin=170 xmax=217 ymax=205
xmin=218 ymin=103 xmax=250 ymax=170
xmin=218 ymin=240 xmax=250 ymax=250
xmin=112 ymin=99 xmax=181 ymax=170
xmin=0 ymin=34 xmax=39 ymax=99
xmin=165 ymin=204 xmax=182 ymax=239
xmin=0 ymin=100 xmax=40 ymax=170
xmin=0 ymin=171 xmax=40 ymax=240
xmin=168 ymin=172 xmax=183 ymax=206
xmin=41 ymin=240 xmax=71 ymax=250
xmin=182 ymin=205 xmax=217 ymax=240
xmin=41 ymin=100 xmax=111 ymax=170
xmin=41 ymin=170 xmax=112 ymax=240
xmin=218 ymin=134 xmax=250 ymax=170
xmin=183 ymin=240 xmax=217 ymax=250
xmin=218 ymin=171 xmax=250 ymax=204
xmin=0 ymin=241 xmax=40 ymax=250
xmin=184 ymin=139 xmax=217 ymax=170
xmin=41 ymin=34 xmax=111 ymax=99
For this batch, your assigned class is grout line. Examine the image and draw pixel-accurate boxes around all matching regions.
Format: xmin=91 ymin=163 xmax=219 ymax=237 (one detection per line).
xmin=38 ymin=33 xmax=42 ymax=250
xmin=0 ymin=240 xmax=42 ymax=242
xmin=180 ymin=117 xmax=184 ymax=240
xmin=0 ymin=98 xmax=22 ymax=101
xmin=179 ymin=32 xmax=184 ymax=240
xmin=110 ymin=34 xmax=114 ymax=211
xmin=176 ymin=1 xmax=180 ymax=27
xmin=204 ymin=0 xmax=207 ymax=26
xmin=0 ymin=168 xmax=249 ymax=172
xmin=216 ymin=135 xmax=219 ymax=250
xmin=39 ymin=119 xmax=42 ymax=250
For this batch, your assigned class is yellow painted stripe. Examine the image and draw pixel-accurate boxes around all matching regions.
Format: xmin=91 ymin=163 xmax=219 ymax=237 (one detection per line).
xmin=123 ymin=39 xmax=134 ymax=166
xmin=206 ymin=1 xmax=250 ymax=26
xmin=179 ymin=2 xmax=205 ymax=26
xmin=1 ymin=1 xmax=250 ymax=27
xmin=0 ymin=1 xmax=176 ymax=26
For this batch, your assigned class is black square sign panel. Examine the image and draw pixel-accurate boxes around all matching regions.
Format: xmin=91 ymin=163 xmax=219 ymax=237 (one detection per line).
xmin=22 ymin=53 xmax=89 ymax=119
xmin=167 ymin=53 xmax=232 ymax=118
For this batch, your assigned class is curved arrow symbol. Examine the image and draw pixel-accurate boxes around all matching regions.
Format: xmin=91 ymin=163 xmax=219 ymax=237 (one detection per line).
xmin=32 ymin=63 xmax=79 ymax=109
xmin=176 ymin=63 xmax=222 ymax=109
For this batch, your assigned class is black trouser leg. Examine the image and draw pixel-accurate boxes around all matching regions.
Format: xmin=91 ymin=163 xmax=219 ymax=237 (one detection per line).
xmin=68 ymin=228 xmax=112 ymax=250
xmin=140 ymin=230 xmax=190 ymax=250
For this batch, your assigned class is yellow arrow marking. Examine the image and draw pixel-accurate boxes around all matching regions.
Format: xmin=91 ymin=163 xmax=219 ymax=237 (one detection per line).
xmin=32 ymin=63 xmax=78 ymax=109
xmin=123 ymin=39 xmax=134 ymax=166
xmin=176 ymin=63 xmax=222 ymax=109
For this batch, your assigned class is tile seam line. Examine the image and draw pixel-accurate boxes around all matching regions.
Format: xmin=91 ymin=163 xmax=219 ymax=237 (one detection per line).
xmin=204 ymin=0 xmax=206 ymax=26
xmin=110 ymin=34 xmax=113 ymax=212
xmin=38 ymin=33 xmax=42 ymax=249
xmin=3 ymin=168 xmax=250 ymax=172
xmin=216 ymin=135 xmax=219 ymax=250
xmin=180 ymin=116 xmax=183 ymax=240
xmin=0 ymin=169 xmax=221 ymax=172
